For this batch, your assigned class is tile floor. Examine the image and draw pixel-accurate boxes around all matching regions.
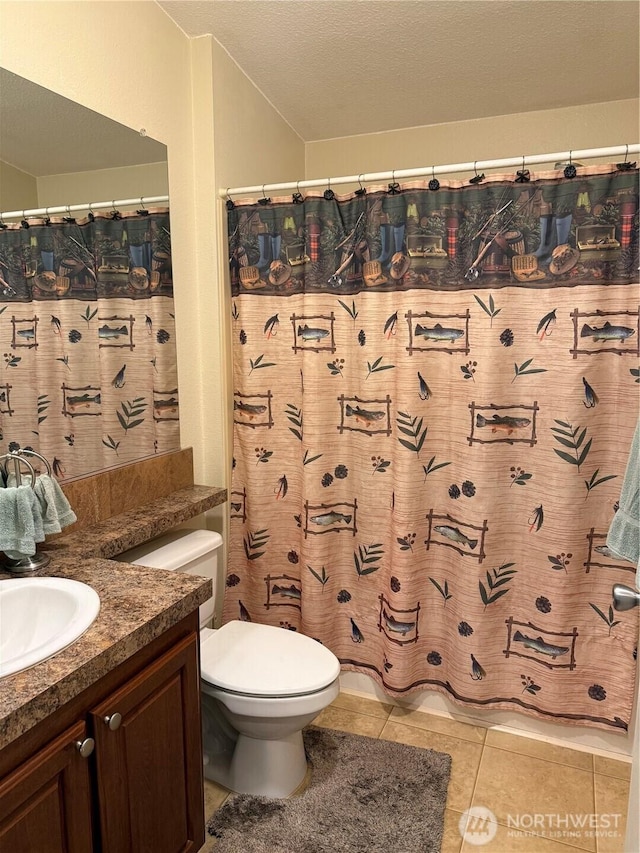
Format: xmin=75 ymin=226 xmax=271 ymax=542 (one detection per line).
xmin=198 ymin=692 xmax=632 ymax=853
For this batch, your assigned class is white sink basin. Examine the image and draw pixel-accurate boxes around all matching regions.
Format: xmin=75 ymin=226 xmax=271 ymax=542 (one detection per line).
xmin=0 ymin=577 xmax=100 ymax=678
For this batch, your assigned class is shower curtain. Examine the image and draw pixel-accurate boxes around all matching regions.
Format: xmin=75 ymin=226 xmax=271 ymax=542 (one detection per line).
xmin=224 ymin=165 xmax=639 ymax=731
xmin=0 ymin=209 xmax=180 ymax=480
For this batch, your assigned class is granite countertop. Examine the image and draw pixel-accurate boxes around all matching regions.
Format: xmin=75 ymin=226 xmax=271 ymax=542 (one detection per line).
xmin=0 ymin=484 xmax=227 ymax=750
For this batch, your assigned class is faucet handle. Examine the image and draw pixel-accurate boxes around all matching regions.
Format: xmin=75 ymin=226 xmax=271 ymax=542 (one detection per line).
xmin=612 ymin=583 xmax=640 ymax=611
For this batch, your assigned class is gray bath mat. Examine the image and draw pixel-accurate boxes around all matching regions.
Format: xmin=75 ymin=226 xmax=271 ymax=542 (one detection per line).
xmin=207 ymin=725 xmax=451 ymax=852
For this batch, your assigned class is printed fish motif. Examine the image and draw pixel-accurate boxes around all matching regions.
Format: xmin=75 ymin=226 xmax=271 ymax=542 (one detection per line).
xmin=66 ymin=393 xmax=101 ymax=408
xmin=272 ymin=584 xmax=301 ymax=600
xmin=230 ymin=502 xmax=242 ymax=512
xmin=98 ymin=324 xmax=128 ymax=339
xmin=382 ymin=610 xmax=415 ymax=635
xmin=476 ymin=413 xmax=531 ymax=433
xmin=17 ymin=328 xmax=35 ymax=340
xmin=434 ymin=525 xmax=478 ymax=550
xmin=580 ymin=322 xmax=635 ymax=342
xmin=582 ymin=377 xmax=599 ymax=408
xmin=297 ymin=324 xmax=329 ymax=342
xmin=310 ymin=511 xmax=352 ymax=526
xmin=536 ymin=308 xmax=557 ymax=339
xmin=345 ymin=404 xmax=385 ymax=425
xmin=415 ymin=323 xmax=464 ymax=342
xmin=350 ymin=618 xmax=364 ymax=643
xmin=418 ymin=371 xmax=431 ymax=401
xmin=594 ymin=544 xmax=615 ymax=558
xmin=470 ymin=654 xmax=486 ymax=680
xmin=513 ymin=630 xmax=569 ymax=659
xmin=153 ymin=397 xmax=178 ymax=411
xmin=234 ymin=400 xmax=267 ymax=417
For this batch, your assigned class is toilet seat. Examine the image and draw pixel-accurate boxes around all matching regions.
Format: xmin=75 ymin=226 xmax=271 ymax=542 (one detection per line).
xmin=200 ymin=620 xmax=340 ymax=697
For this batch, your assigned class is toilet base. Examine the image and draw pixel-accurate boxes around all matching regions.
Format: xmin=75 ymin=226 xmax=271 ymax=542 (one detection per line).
xmin=204 ymin=729 xmax=308 ymax=798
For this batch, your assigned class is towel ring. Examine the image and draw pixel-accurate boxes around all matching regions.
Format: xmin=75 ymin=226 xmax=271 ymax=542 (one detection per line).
xmin=16 ymin=448 xmax=52 ymax=477
xmin=0 ymin=452 xmax=36 ymax=488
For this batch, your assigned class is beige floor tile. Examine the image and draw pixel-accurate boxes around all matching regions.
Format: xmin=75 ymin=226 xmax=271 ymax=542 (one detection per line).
xmin=441 ymin=808 xmax=464 ymax=853
xmin=331 ymin=690 xmax=393 ymax=718
xmin=485 ymin=729 xmax=593 ymax=771
xmin=203 ymin=778 xmax=230 ymax=818
xmin=389 ymin=705 xmax=487 ymax=744
xmin=472 ymin=746 xmax=596 ymax=851
xmin=312 ymin=704 xmax=388 ymax=737
xmin=380 ymin=719 xmax=483 ymax=813
xmin=594 ymin=774 xmax=629 ymax=853
xmin=593 ymin=755 xmax=632 ymax=781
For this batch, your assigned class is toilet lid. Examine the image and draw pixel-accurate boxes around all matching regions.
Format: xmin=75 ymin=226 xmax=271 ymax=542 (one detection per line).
xmin=200 ymin=620 xmax=340 ymax=697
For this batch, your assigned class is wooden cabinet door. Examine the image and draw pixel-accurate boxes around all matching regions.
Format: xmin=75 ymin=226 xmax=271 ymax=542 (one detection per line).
xmin=90 ymin=633 xmax=204 ymax=853
xmin=0 ymin=720 xmax=93 ymax=853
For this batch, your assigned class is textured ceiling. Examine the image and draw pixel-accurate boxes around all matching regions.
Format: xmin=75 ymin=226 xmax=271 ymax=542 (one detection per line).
xmin=0 ymin=69 xmax=167 ymax=178
xmin=159 ymin=0 xmax=640 ymax=141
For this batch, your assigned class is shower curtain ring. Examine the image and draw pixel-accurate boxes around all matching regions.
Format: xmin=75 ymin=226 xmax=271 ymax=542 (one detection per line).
xmin=43 ymin=206 xmax=51 ymax=226
xmin=225 ymin=188 xmax=236 ymax=211
xmin=469 ymin=161 xmax=484 ymax=185
xmin=564 ymin=151 xmax=577 ymax=179
xmin=0 ymin=214 xmax=6 ymax=231
xmin=429 ymin=166 xmax=440 ymax=191
xmin=388 ymin=170 xmax=400 ymax=194
xmin=617 ymin=144 xmax=635 ymax=171
xmin=87 ymin=201 xmax=95 ymax=223
xmin=137 ymin=197 xmax=149 ymax=215
xmin=355 ymin=173 xmax=366 ymax=197
xmin=292 ymin=181 xmax=304 ymax=204
xmin=258 ymin=185 xmax=271 ymax=205
xmin=323 ymin=177 xmax=335 ymax=201
xmin=516 ymin=155 xmax=530 ymax=183
xmin=21 ymin=211 xmax=29 ymax=229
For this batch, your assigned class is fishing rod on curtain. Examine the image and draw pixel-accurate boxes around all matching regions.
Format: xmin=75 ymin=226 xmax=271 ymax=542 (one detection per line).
xmin=218 ymin=144 xmax=639 ymax=199
xmin=0 ymin=195 xmax=169 ymax=225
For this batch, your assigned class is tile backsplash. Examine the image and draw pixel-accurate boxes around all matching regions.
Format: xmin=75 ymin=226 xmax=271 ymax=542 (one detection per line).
xmin=57 ymin=448 xmax=194 ymax=535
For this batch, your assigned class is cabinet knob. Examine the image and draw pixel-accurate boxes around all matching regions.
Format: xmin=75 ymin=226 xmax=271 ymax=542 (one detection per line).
xmin=103 ymin=712 xmax=122 ymax=731
xmin=75 ymin=737 xmax=95 ymax=758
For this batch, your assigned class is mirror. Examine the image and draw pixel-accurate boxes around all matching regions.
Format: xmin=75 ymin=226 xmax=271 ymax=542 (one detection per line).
xmin=0 ymin=69 xmax=178 ymax=482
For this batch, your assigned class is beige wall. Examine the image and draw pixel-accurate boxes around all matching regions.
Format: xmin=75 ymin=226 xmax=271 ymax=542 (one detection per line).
xmin=0 ymin=160 xmax=37 ymax=211
xmin=306 ymin=98 xmax=639 ymax=184
xmin=36 ymin=162 xmax=169 ymax=209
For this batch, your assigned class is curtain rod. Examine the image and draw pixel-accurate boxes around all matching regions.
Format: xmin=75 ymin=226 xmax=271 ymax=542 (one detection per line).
xmin=219 ymin=144 xmax=639 ymax=198
xmin=0 ymin=195 xmax=169 ymax=222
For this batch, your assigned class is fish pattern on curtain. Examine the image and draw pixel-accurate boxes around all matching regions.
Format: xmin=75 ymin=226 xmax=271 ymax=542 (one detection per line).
xmin=224 ymin=166 xmax=639 ymax=731
xmin=0 ymin=209 xmax=180 ymax=481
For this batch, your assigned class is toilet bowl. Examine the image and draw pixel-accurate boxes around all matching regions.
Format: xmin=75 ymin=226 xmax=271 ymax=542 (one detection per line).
xmin=116 ymin=529 xmax=340 ymax=798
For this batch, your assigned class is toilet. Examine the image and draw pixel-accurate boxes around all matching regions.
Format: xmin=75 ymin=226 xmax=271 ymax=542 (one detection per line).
xmin=116 ymin=529 xmax=340 ymax=797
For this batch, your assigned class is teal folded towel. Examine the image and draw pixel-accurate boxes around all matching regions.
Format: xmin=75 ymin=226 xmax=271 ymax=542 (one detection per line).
xmin=6 ymin=472 xmax=76 ymax=534
xmin=607 ymin=419 xmax=640 ymax=586
xmin=0 ymin=485 xmax=45 ymax=556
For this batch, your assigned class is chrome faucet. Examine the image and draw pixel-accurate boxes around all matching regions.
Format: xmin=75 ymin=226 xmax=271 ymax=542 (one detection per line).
xmin=612 ymin=583 xmax=640 ymax=611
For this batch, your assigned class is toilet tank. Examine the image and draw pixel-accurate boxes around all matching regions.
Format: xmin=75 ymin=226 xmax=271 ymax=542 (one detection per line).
xmin=115 ymin=529 xmax=223 ymax=630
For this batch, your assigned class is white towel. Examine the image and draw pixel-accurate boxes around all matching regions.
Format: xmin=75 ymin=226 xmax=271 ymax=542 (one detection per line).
xmin=0 ymin=485 xmax=45 ymax=556
xmin=606 ymin=419 xmax=640 ymax=587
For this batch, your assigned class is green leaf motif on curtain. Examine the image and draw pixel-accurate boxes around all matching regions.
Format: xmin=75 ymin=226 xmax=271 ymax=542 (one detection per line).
xmin=308 ymin=564 xmax=329 ymax=589
xmin=429 ymin=577 xmax=452 ymax=606
xmin=302 ymin=450 xmax=322 ymax=466
xmin=102 ymin=435 xmax=121 ymax=455
xmin=116 ymin=397 xmax=147 ymax=432
xmin=285 ymin=403 xmax=303 ymax=440
xmin=338 ymin=299 xmax=358 ymax=321
xmin=397 ymin=412 xmax=427 ymax=456
xmin=354 ymin=543 xmax=384 ymax=578
xmin=479 ymin=563 xmax=517 ymax=609
xmin=249 ymin=354 xmax=276 ymax=374
xmin=365 ymin=356 xmax=395 ymax=380
xmin=37 ymin=395 xmax=50 ymax=424
xmin=584 ymin=469 xmax=617 ymax=498
xmin=630 ymin=367 xmax=640 ymax=383
xmin=473 ymin=294 xmax=501 ymax=327
xmin=589 ymin=602 xmax=621 ymax=636
xmin=4 ymin=353 xmax=20 ymax=368
xmin=243 ymin=529 xmax=269 ymax=561
xmin=422 ymin=456 xmax=451 ymax=480
xmin=512 ymin=358 xmax=547 ymax=382
xmin=551 ymin=420 xmax=592 ymax=471
xmin=82 ymin=305 xmax=98 ymax=324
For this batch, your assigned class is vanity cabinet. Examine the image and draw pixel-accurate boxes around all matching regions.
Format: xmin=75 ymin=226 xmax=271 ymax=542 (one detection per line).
xmin=0 ymin=617 xmax=204 ymax=853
